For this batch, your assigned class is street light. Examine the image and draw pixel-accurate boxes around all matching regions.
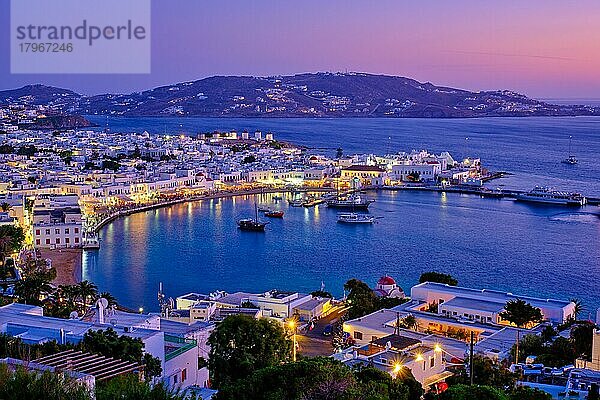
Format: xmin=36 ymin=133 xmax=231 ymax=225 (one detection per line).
xmin=392 ymin=362 xmax=403 ymax=375
xmin=288 ymin=320 xmax=297 ymax=362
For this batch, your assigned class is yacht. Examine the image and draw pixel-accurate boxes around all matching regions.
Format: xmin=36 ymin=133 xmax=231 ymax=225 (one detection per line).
xmin=561 ymin=136 xmax=578 ymax=165
xmin=515 ymin=187 xmax=587 ymax=206
xmin=337 ymin=213 xmax=375 ymax=224
xmin=326 ymin=194 xmax=374 ymax=210
xmin=238 ymin=198 xmax=268 ymax=231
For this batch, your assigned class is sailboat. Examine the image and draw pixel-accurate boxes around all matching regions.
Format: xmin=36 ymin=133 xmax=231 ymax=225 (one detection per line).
xmin=561 ymin=136 xmax=578 ymax=165
xmin=238 ymin=197 xmax=267 ymax=231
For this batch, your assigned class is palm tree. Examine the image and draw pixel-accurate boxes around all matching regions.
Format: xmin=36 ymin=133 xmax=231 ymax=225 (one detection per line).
xmin=570 ymin=298 xmax=584 ymax=321
xmin=76 ymin=280 xmax=99 ymax=309
xmin=400 ymin=314 xmax=419 ymax=331
xmin=499 ymin=299 xmax=544 ymax=363
xmin=0 ymin=202 xmax=11 ymax=212
xmin=100 ymin=291 xmax=118 ymax=308
xmin=13 ymin=276 xmax=54 ymax=305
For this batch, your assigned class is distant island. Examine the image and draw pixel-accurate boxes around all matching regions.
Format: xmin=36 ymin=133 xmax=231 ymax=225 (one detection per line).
xmin=1 ymin=72 xmax=599 ymax=119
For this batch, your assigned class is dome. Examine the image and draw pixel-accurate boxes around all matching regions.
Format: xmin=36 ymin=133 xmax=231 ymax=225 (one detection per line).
xmin=377 ymin=275 xmax=396 ymax=286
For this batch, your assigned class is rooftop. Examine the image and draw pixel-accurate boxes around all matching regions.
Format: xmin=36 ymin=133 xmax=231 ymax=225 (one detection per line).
xmin=413 ymin=282 xmax=573 ymax=309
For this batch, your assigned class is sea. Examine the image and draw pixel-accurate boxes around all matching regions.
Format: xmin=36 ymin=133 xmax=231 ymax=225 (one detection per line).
xmin=82 ymin=116 xmax=600 ymax=313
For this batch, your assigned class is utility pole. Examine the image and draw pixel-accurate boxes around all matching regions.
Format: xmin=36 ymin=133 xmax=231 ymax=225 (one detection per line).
xmin=469 ymin=331 xmax=475 ymax=386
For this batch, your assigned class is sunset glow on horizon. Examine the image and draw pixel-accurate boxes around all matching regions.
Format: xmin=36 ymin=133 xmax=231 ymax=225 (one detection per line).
xmin=1 ymin=0 xmax=600 ymax=97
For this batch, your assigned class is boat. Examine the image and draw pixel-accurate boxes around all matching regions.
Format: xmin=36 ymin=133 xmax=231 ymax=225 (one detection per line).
xmin=238 ymin=198 xmax=268 ymax=231
xmin=289 ymin=199 xmax=304 ymax=207
xmin=264 ymin=210 xmax=284 ymax=218
xmin=258 ymin=207 xmax=271 ymax=212
xmin=327 ymin=176 xmax=373 ymax=210
xmin=561 ymin=136 xmax=578 ymax=165
xmin=337 ymin=213 xmax=375 ymax=224
xmin=514 ymin=187 xmax=587 ymax=206
xmin=289 ymin=192 xmax=305 ymax=207
xmin=326 ymin=194 xmax=374 ymax=210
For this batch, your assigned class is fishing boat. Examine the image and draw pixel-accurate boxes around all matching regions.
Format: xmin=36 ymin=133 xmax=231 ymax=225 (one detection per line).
xmin=264 ymin=210 xmax=284 ymax=218
xmin=514 ymin=187 xmax=587 ymax=206
xmin=561 ymin=136 xmax=578 ymax=165
xmin=337 ymin=213 xmax=375 ymax=224
xmin=238 ymin=198 xmax=267 ymax=231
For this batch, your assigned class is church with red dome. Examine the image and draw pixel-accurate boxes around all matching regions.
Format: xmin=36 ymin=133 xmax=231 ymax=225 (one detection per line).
xmin=373 ymin=275 xmax=405 ymax=298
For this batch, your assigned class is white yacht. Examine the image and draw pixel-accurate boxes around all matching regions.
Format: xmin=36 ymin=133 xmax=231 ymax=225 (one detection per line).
xmin=515 ymin=187 xmax=587 ymax=206
xmin=337 ymin=213 xmax=376 ymax=224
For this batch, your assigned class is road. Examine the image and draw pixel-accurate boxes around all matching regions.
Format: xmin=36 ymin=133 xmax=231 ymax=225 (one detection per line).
xmin=296 ymin=305 xmax=348 ymax=357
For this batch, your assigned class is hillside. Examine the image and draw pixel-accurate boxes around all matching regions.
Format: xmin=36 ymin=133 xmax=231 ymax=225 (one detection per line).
xmin=1 ymin=73 xmax=599 ymax=118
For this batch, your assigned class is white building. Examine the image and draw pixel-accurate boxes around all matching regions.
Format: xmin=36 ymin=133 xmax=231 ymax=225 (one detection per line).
xmin=0 ymin=302 xmax=213 ymax=390
xmin=334 ymin=333 xmax=451 ymax=390
xmin=411 ymin=282 xmax=575 ymax=325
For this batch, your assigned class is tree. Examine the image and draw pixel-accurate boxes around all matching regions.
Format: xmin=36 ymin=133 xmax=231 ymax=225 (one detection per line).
xmin=570 ymin=298 xmax=584 ymax=321
xmin=0 ymin=225 xmax=25 ymax=262
xmin=499 ymin=299 xmax=543 ymax=363
xmin=0 ymin=144 xmax=14 ymax=154
xmin=0 ymin=364 xmax=91 ymax=400
xmin=95 ymin=374 xmax=189 ymax=400
xmin=99 ymin=291 xmax=118 ymax=307
xmin=13 ymin=275 xmax=54 ymax=305
xmin=101 ymin=159 xmax=120 ymax=172
xmin=448 ymin=355 xmax=516 ymax=389
xmin=400 ymin=314 xmax=419 ymax=331
xmin=438 ymin=384 xmax=508 ymax=400
xmin=17 ymin=145 xmax=37 ymax=157
xmin=216 ymin=357 xmax=423 ymax=400
xmin=509 ymin=386 xmax=552 ymax=400
xmin=208 ymin=315 xmax=291 ymax=388
xmin=419 ymin=272 xmax=458 ymax=286
xmin=76 ymin=280 xmax=99 ymax=309
xmin=344 ymin=278 xmax=379 ymax=319
xmin=242 ymin=155 xmax=256 ymax=164
xmin=310 ymin=290 xmax=333 ymax=298
xmin=0 ymin=202 xmax=12 ymax=212
xmin=570 ymin=321 xmax=596 ymax=360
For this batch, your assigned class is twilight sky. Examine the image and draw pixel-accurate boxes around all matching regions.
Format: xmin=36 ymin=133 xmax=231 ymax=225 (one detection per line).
xmin=1 ymin=0 xmax=600 ymax=98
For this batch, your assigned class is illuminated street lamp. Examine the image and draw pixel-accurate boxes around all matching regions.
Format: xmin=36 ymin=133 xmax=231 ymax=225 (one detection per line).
xmin=288 ymin=320 xmax=297 ymax=362
xmin=392 ymin=362 xmax=403 ymax=375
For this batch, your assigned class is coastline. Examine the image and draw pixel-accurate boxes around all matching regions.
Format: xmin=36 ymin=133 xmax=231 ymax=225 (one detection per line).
xmin=92 ymin=187 xmax=336 ymax=233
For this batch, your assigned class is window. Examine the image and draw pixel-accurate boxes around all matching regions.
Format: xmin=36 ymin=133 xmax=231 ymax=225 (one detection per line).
xmin=354 ymin=331 xmax=363 ymax=340
xmin=65 ymin=228 xmax=70 ymax=234
xmin=55 ymin=228 xmax=60 ymax=234
xmin=173 ymin=374 xmax=178 ymax=384
xmin=45 ymin=229 xmax=50 ymax=235
xmin=75 ymin=237 xmax=79 ymax=243
xmin=430 ymin=357 xmax=435 ymax=368
xmin=74 ymin=227 xmax=79 ymax=234
xmin=35 ymin=229 xmax=40 ymax=235
xmin=65 ymin=238 xmax=70 ymax=244
xmin=371 ymin=336 xmax=378 ymax=342
xmin=56 ymin=238 xmax=61 ymax=244
xmin=36 ymin=239 xmax=40 ymax=245
xmin=45 ymin=239 xmax=50 ymax=245
xmin=182 ymin=368 xmax=187 ymax=382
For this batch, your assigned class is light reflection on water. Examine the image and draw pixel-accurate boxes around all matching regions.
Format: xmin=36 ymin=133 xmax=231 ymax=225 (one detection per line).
xmin=83 ymin=191 xmax=600 ymax=311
